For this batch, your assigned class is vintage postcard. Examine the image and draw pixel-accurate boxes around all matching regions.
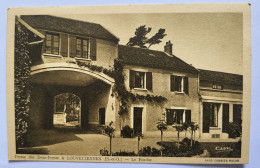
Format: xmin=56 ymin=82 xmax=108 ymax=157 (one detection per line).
xmin=6 ymin=3 xmax=251 ymax=164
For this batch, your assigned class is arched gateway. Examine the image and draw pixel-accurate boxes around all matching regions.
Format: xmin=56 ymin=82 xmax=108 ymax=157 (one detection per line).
xmin=29 ymin=63 xmax=116 ymax=131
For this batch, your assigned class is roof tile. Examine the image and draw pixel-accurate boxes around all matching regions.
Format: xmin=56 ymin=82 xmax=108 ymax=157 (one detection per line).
xmin=119 ymin=45 xmax=198 ymax=74
xmin=199 ymin=69 xmax=243 ymax=86
xmin=20 ymin=15 xmax=119 ymax=43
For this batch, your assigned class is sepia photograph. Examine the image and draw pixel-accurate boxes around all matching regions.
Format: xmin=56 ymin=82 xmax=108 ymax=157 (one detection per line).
xmin=6 ymin=3 xmax=251 ymax=164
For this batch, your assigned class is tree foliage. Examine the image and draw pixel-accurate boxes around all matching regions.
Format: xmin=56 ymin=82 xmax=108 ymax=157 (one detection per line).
xmin=15 ymin=19 xmax=31 ymax=148
xmin=127 ymin=25 xmax=166 ymax=49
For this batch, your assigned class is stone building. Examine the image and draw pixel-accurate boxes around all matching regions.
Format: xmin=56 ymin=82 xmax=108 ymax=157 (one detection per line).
xmin=16 ymin=15 xmax=242 ymax=140
xmin=199 ymin=69 xmax=243 ymax=139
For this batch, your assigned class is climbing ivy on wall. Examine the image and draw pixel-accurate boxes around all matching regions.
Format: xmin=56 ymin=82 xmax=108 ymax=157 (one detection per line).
xmin=113 ymin=58 xmax=167 ymax=115
xmin=76 ymin=61 xmax=115 ymax=78
xmin=14 ymin=20 xmax=31 ymax=148
xmin=76 ymin=58 xmax=167 ymax=115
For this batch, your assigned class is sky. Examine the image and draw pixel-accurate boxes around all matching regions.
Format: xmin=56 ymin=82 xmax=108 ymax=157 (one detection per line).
xmin=58 ymin=13 xmax=243 ymax=75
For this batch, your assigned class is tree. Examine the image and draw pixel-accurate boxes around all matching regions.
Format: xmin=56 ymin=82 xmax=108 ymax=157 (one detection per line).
xmin=135 ymin=132 xmax=144 ymax=156
xmin=147 ymin=29 xmax=167 ymax=49
xmin=173 ymin=124 xmax=184 ymax=149
xmin=15 ymin=19 xmax=31 ymax=148
xmin=182 ymin=122 xmax=190 ymax=138
xmin=102 ymin=121 xmax=115 ymax=155
xmin=157 ymin=119 xmax=167 ymax=156
xmin=127 ymin=25 xmax=166 ymax=49
xmin=190 ymin=122 xmax=199 ymax=147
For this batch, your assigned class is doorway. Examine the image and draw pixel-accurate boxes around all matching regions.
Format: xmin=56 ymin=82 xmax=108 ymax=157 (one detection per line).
xmin=133 ymin=107 xmax=143 ymax=135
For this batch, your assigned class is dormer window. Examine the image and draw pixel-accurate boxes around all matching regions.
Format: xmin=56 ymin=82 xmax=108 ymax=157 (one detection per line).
xmin=212 ymin=84 xmax=223 ymax=90
xmin=45 ymin=33 xmax=60 ymax=55
xmin=76 ymin=38 xmax=89 ymax=58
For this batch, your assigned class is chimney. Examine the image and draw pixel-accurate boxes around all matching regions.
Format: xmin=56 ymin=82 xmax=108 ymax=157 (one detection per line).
xmin=164 ymin=40 xmax=173 ymax=55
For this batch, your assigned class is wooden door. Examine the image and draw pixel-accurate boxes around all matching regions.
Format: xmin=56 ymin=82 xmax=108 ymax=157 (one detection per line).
xmin=134 ymin=107 xmax=143 ymax=135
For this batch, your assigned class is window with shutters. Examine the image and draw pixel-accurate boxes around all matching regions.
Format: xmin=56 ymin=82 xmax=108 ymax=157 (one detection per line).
xmin=129 ymin=70 xmax=152 ymax=90
xmin=76 ymin=37 xmax=89 ymax=58
xmin=170 ymin=75 xmax=189 ymax=94
xmin=45 ymin=33 xmax=60 ymax=55
xmin=166 ymin=109 xmax=191 ymax=125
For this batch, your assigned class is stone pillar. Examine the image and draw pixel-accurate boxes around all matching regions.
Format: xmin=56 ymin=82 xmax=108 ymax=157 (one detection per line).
xmin=229 ymin=103 xmax=233 ymax=122
xmin=199 ymin=101 xmax=203 ymax=136
xmin=183 ymin=110 xmax=186 ymax=123
xmin=218 ymin=104 xmax=223 ymax=131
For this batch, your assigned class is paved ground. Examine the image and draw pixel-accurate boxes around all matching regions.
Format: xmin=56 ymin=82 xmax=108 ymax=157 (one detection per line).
xmin=19 ymin=127 xmax=240 ymax=156
xmin=21 ymin=127 xmax=178 ymax=156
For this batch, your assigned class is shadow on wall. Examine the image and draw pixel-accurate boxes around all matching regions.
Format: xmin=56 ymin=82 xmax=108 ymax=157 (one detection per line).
xmin=24 ymin=127 xmax=85 ymax=147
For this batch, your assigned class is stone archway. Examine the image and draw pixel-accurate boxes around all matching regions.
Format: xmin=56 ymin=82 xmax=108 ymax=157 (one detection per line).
xmin=28 ymin=64 xmax=116 ymax=132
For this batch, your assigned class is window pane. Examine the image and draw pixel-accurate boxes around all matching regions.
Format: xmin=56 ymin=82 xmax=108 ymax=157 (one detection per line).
xmin=76 ymin=51 xmax=82 ymax=57
xmin=134 ymin=72 xmax=145 ymax=88
xmin=210 ymin=104 xmax=218 ymax=127
xmin=83 ymin=45 xmax=88 ymax=51
xmin=140 ymin=73 xmax=145 ymax=88
xmin=53 ymin=48 xmax=59 ymax=55
xmin=176 ymin=110 xmax=183 ymax=124
xmin=46 ymin=41 xmax=51 ymax=47
xmin=175 ymin=76 xmax=182 ymax=92
xmin=53 ymin=41 xmax=59 ymax=47
xmin=46 ymin=34 xmax=51 ymax=40
xmin=53 ymin=35 xmax=59 ymax=42
xmin=77 ymin=39 xmax=81 ymax=45
xmin=82 ymin=51 xmax=87 ymax=58
xmin=77 ymin=44 xmax=81 ymax=50
xmin=83 ymin=40 xmax=87 ymax=45
xmin=45 ymin=47 xmax=51 ymax=53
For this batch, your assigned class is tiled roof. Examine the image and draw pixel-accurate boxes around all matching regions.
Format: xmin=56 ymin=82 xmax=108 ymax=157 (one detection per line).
xmin=20 ymin=15 xmax=119 ymax=43
xmin=199 ymin=69 xmax=243 ymax=85
xmin=118 ymin=45 xmax=199 ymax=74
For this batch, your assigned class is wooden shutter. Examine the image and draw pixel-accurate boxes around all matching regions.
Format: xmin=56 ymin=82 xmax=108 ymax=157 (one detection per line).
xmin=70 ymin=35 xmax=76 ymax=58
xmin=170 ymin=75 xmax=175 ymax=92
xmin=185 ymin=110 xmax=191 ymax=123
xmin=40 ymin=31 xmax=46 ymax=53
xmin=203 ymin=103 xmax=211 ymax=133
xmin=90 ymin=38 xmax=97 ymax=60
xmin=222 ymin=104 xmax=229 ymax=133
xmin=166 ymin=109 xmax=174 ymax=125
xmin=129 ymin=70 xmax=136 ymax=89
xmin=184 ymin=77 xmax=189 ymax=94
xmin=60 ymin=33 xmax=68 ymax=57
xmin=146 ymin=72 xmax=152 ymax=91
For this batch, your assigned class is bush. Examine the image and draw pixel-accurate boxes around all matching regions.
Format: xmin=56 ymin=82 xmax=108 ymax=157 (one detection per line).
xmin=139 ymin=146 xmax=161 ymax=156
xmin=121 ymin=125 xmax=134 ymax=138
xmin=66 ymin=114 xmax=78 ymax=122
xmin=229 ymin=140 xmax=241 ymax=158
xmin=158 ymin=138 xmax=204 ymax=157
xmin=227 ymin=122 xmax=242 ymax=138
xmin=100 ymin=149 xmax=136 ymax=156
xmin=113 ymin=151 xmax=136 ymax=156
